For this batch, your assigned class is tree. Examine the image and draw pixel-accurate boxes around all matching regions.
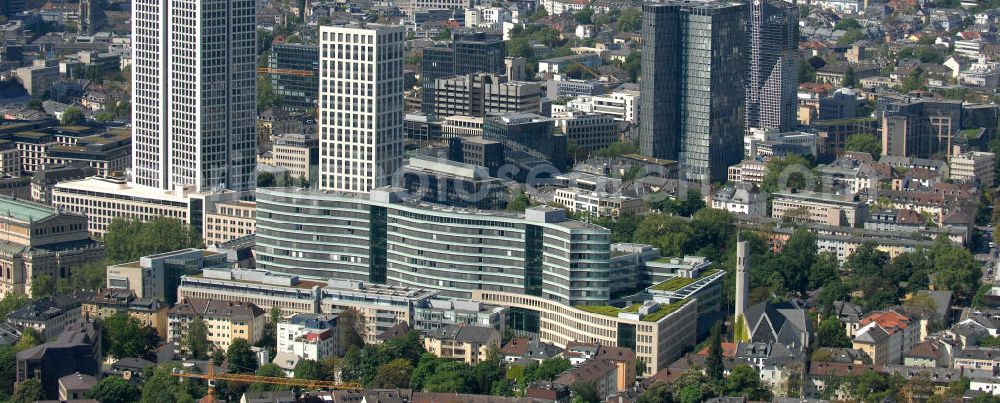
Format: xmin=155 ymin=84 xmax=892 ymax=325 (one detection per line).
xmin=761 ymin=155 xmax=815 ymax=193
xmin=706 ymin=323 xmax=724 ymax=381
xmin=88 ymin=376 xmax=139 ymax=403
xmin=573 ymin=6 xmax=594 ymax=24
xmin=294 ymin=359 xmax=325 ymax=380
xmin=816 ymin=317 xmax=851 ymax=347
xmin=60 ymin=106 xmax=85 ymax=125
xmin=257 ymin=75 xmax=282 ymax=112
xmin=572 ymin=380 xmax=600 ymax=403
xmin=842 ymin=65 xmax=859 ymax=87
xmin=184 ymin=317 xmax=210 ymax=359
xmin=258 ymin=172 xmax=276 ymax=188
xmin=837 ymin=29 xmax=865 ymax=46
xmin=26 ymin=98 xmax=43 ymax=111
xmin=29 ymin=275 xmax=55 ymax=299
xmin=227 ymin=338 xmax=258 ymax=373
xmin=592 ymin=140 xmax=639 ymax=158
xmin=637 ymin=381 xmax=673 ymax=403
xmin=808 ymin=251 xmax=840 ymax=291
xmin=844 ymin=134 xmax=882 ymax=155
xmin=373 ymin=358 xmax=413 ymax=388
xmin=506 ymin=38 xmax=533 ymax=59
xmin=931 ymin=246 xmax=981 ymax=296
xmin=14 ymin=328 xmax=42 ymax=352
xmin=433 ymin=27 xmax=452 ymax=41
xmin=339 ymin=308 xmax=366 ymax=351
xmin=799 ymin=60 xmax=817 ymax=83
xmin=423 ymin=360 xmax=472 ymax=393
xmin=624 ymin=51 xmax=641 ymax=83
xmin=104 ymin=218 xmax=202 ymax=263
xmin=0 ymin=345 xmax=16 ymax=398
xmin=616 ymin=8 xmax=641 ymax=32
xmin=55 ymin=260 xmax=109 ymax=295
xmin=104 ymin=312 xmax=159 ymax=358
xmin=506 ymin=190 xmax=531 ymax=212
xmin=0 ymin=293 xmax=26 ymax=320
xmin=140 ymin=364 xmax=202 ymax=403
xmin=726 ymin=365 xmax=771 ymax=401
xmin=834 ymin=18 xmax=862 ymax=30
xmin=12 ymin=379 xmax=45 ymax=403
xmin=248 ymin=364 xmax=291 ymax=392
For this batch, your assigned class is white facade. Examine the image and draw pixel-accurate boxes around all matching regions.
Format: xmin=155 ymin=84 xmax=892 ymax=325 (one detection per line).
xmin=319 ymin=24 xmax=405 ymax=193
xmin=565 ymin=91 xmax=641 ymax=124
xmin=131 ymin=0 xmax=256 ymax=192
xmin=276 ymin=316 xmax=340 ymax=361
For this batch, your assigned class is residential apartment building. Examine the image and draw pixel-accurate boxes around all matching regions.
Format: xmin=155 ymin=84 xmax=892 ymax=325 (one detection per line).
xmin=949 ymin=151 xmax=995 ymax=185
xmin=852 ymin=310 xmax=919 ymax=365
xmin=423 ymin=324 xmax=501 ymax=364
xmin=727 ymin=159 xmax=767 ymax=185
xmin=256 ymin=188 xmax=612 ymax=306
xmin=51 ymin=176 xmax=242 ymax=237
xmin=203 ymin=200 xmax=256 ymax=246
xmin=81 ymin=289 xmax=169 ymax=337
xmin=771 ymin=190 xmax=868 ymax=227
xmin=168 ymin=298 xmax=266 ymax=352
xmin=276 ymin=313 xmax=341 ymax=361
xmin=412 ymin=299 xmax=507 ymax=333
xmin=0 ymin=195 xmax=104 ymax=297
xmin=6 ymin=296 xmax=82 ymax=339
xmin=552 ymin=187 xmax=647 ymax=219
xmin=318 ymin=23 xmax=405 ymax=193
xmin=131 ymin=0 xmax=256 ymax=191
xmin=710 ymin=183 xmax=766 ymax=219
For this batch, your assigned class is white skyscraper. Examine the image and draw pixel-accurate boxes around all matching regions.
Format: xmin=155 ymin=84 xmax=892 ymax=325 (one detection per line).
xmin=131 ymin=0 xmax=257 ymax=192
xmin=318 ymin=23 xmax=405 ymax=193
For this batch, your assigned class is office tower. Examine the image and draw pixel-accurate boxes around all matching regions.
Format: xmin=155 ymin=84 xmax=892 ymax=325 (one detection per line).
xmin=421 ymin=31 xmax=506 ymax=114
xmin=267 ymin=43 xmax=320 ymax=110
xmin=318 ymin=23 xmax=405 ymax=193
xmin=131 ymin=0 xmax=257 ymax=192
xmin=745 ymin=0 xmax=798 ymax=133
xmin=639 ymin=0 xmax=747 ymax=183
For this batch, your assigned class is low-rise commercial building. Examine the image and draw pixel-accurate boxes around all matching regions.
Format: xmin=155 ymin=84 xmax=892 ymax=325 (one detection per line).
xmin=413 ymin=299 xmax=507 ymax=333
xmin=552 ymin=110 xmax=620 ymax=152
xmin=177 ymin=267 xmax=324 ymax=316
xmin=106 ymin=248 xmax=229 ymax=305
xmin=771 ymin=190 xmax=868 ymax=227
xmin=319 ymin=280 xmax=438 ymax=345
xmin=270 ymin=133 xmax=318 ymax=180
xmin=553 ymin=187 xmax=646 ymax=219
xmin=401 ymin=155 xmax=505 ymax=210
xmin=51 ymin=176 xmax=243 ymax=237
xmin=472 ymin=290 xmax=698 ymax=376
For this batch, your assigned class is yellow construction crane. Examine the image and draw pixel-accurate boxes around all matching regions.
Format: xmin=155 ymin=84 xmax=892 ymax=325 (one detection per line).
xmin=171 ymin=363 xmax=363 ymax=400
xmin=257 ymin=67 xmax=315 ymax=77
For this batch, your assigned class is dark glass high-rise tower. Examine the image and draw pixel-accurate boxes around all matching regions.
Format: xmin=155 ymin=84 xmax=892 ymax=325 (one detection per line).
xmin=639 ymin=0 xmax=747 ymax=183
xmin=421 ymin=31 xmax=505 ymax=114
xmin=745 ymin=0 xmax=799 ymax=133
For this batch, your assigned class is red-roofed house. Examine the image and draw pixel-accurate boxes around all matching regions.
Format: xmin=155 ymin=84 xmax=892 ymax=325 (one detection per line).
xmin=852 ymin=311 xmax=919 ymax=365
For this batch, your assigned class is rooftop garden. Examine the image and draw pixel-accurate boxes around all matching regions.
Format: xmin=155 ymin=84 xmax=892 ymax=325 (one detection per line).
xmin=574 ymin=299 xmax=690 ymax=322
xmin=649 ymin=268 xmax=720 ymax=292
xmin=641 ymin=299 xmax=690 ymax=322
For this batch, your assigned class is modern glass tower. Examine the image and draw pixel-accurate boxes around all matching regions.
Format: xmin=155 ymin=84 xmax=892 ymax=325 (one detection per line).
xmin=420 ymin=31 xmax=505 ymax=114
xmin=745 ymin=0 xmax=799 ymax=133
xmin=318 ymin=23 xmax=405 ymax=193
xmin=131 ymin=0 xmax=257 ymax=192
xmin=268 ymin=43 xmax=320 ymax=111
xmin=639 ymin=0 xmax=747 ymax=183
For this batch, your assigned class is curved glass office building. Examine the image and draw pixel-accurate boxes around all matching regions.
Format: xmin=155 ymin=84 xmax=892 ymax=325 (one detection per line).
xmin=256 ymin=187 xmax=612 ymax=306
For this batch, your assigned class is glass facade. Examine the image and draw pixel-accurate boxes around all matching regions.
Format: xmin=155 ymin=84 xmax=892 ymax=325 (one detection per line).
xmin=420 ymin=31 xmax=504 ymax=114
xmin=639 ymin=1 xmax=747 ymax=183
xmin=268 ymin=44 xmax=320 ymax=111
xmin=745 ymin=0 xmax=799 ymax=132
